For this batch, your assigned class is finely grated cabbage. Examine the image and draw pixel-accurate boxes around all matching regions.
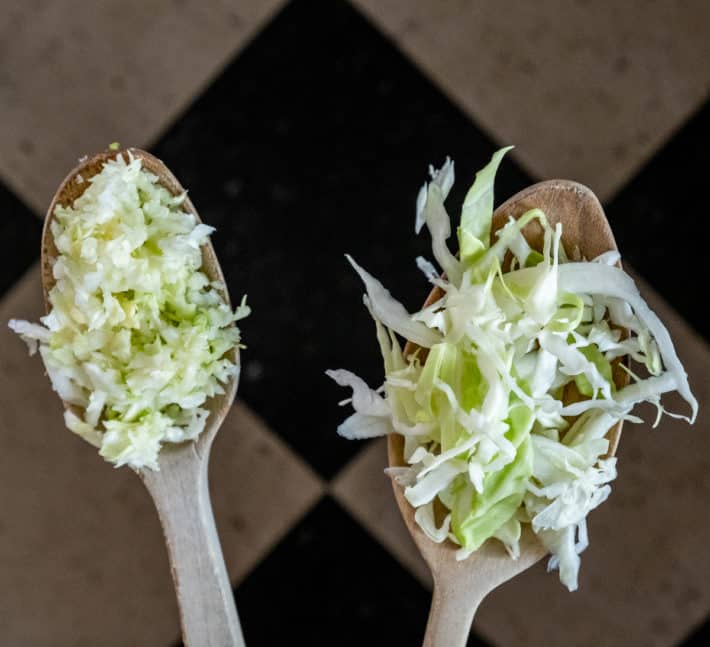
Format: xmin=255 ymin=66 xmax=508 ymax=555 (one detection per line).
xmin=328 ymin=148 xmax=696 ymax=591
xmin=9 ymin=152 xmax=249 ymax=470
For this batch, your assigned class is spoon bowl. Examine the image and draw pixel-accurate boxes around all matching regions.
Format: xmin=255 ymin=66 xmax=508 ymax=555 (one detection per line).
xmin=388 ymin=180 xmax=626 ymax=647
xmin=42 ymin=148 xmax=245 ymax=647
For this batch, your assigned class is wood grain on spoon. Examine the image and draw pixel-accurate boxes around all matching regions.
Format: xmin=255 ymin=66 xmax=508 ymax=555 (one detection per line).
xmin=42 ymin=148 xmax=246 ymax=647
xmin=388 ymin=180 xmax=626 ymax=647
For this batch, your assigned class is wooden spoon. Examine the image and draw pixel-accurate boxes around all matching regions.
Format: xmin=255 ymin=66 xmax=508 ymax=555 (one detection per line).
xmin=41 ymin=148 xmax=246 ymax=647
xmin=388 ymin=180 xmax=626 ymax=647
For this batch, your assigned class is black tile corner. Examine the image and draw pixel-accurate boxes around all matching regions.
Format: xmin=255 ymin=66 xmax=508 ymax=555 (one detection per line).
xmin=231 ymin=496 xmax=489 ymax=647
xmin=151 ymin=0 xmax=532 ymax=477
xmin=606 ymin=99 xmax=710 ymax=340
xmin=0 ymin=181 xmax=41 ymax=297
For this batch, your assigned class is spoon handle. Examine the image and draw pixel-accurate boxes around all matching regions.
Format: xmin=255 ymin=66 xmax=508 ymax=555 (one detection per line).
xmin=423 ymin=578 xmax=484 ymax=647
xmin=141 ymin=450 xmax=246 ymax=647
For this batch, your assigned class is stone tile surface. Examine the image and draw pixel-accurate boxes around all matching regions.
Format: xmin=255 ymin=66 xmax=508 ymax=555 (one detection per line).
xmin=2 ymin=0 xmax=709 ymax=643
xmin=212 ymin=403 xmax=324 ymax=586
xmin=0 ymin=265 xmax=323 ymax=646
xmin=352 ymin=0 xmax=710 ymax=201
xmin=0 ymin=0 xmax=285 ymax=214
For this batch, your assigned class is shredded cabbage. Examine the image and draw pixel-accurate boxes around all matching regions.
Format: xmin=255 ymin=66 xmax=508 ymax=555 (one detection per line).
xmin=9 ymin=153 xmax=249 ymax=470
xmin=328 ymin=148 xmax=695 ymax=591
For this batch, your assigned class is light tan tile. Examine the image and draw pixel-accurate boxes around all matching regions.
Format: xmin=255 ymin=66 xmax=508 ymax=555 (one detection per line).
xmin=0 ymin=0 xmax=285 ymax=214
xmin=352 ymin=0 xmax=710 ymax=201
xmin=331 ymin=438 xmax=431 ymax=587
xmin=330 ymin=268 xmax=710 ymax=646
xmin=0 ymin=264 xmax=323 ymax=646
xmin=211 ymin=403 xmax=324 ymax=585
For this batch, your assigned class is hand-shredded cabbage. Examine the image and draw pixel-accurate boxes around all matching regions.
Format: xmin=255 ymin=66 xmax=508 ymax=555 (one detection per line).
xmin=328 ymin=148 xmax=695 ymax=591
xmin=9 ymin=153 xmax=249 ymax=470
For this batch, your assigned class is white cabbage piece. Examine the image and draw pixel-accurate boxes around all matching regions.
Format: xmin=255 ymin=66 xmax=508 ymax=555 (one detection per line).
xmin=9 ymin=152 xmax=248 ymax=470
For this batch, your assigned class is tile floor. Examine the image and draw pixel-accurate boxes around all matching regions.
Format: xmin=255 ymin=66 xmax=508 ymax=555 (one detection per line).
xmin=0 ymin=1 xmax=708 ymax=645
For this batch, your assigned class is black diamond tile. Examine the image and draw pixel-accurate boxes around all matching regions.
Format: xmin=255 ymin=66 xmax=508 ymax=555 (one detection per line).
xmin=606 ymin=99 xmax=710 ymax=340
xmin=151 ymin=0 xmax=532 ymax=477
xmin=681 ymin=615 xmax=710 ymax=646
xmin=221 ymin=497 xmax=489 ymax=647
xmin=0 ymin=181 xmax=41 ymax=297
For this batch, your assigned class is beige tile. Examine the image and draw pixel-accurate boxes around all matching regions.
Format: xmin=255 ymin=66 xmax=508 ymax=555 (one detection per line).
xmin=330 ymin=268 xmax=710 ymax=646
xmin=0 ymin=0 xmax=285 ymax=214
xmin=352 ymin=0 xmax=710 ymax=201
xmin=0 ymin=264 xmax=323 ymax=646
xmin=211 ymin=403 xmax=324 ymax=585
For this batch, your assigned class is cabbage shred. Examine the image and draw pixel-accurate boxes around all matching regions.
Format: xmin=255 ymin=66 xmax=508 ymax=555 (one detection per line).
xmin=327 ymin=148 xmax=696 ymax=591
xmin=9 ymin=153 xmax=249 ymax=470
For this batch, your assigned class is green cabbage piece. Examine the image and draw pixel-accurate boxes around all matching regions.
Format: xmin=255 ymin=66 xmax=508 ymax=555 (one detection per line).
xmin=444 ymin=400 xmax=533 ymax=552
xmin=9 ymin=153 xmax=249 ymax=470
xmin=458 ymin=145 xmax=512 ymax=265
xmin=328 ymin=147 xmax=696 ymax=591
